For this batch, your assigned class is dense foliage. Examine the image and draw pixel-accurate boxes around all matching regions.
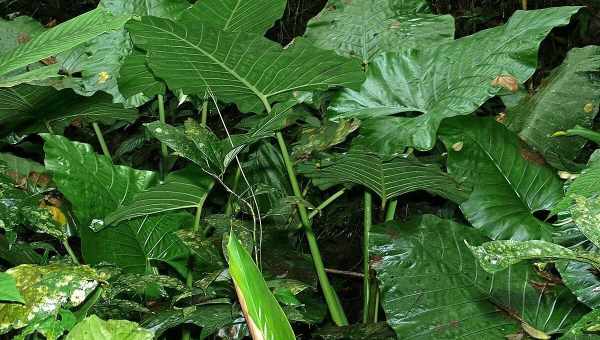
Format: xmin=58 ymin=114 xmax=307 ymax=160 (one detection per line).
xmin=0 ymin=0 xmax=599 ymax=339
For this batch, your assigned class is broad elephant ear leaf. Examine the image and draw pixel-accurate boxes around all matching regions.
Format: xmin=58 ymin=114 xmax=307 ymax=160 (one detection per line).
xmin=179 ymin=0 xmax=286 ymax=34
xmin=439 ymin=117 xmax=563 ymax=241
xmin=104 ymin=165 xmax=215 ymax=226
xmin=0 ymin=8 xmax=129 ymax=77
xmin=328 ymin=7 xmax=581 ymax=152
xmin=0 ymin=272 xmax=24 ymax=303
xmin=571 ymin=196 xmax=600 ymax=249
xmin=552 ymin=156 xmax=600 ymax=214
xmin=304 ymin=0 xmax=454 ymax=65
xmin=298 ymin=151 xmax=469 ymax=204
xmin=127 ymin=16 xmax=364 ymax=113
xmin=369 ymin=215 xmax=587 ymax=339
xmin=99 ymin=0 xmax=190 ymax=19
xmin=0 ymin=85 xmax=138 ymax=137
xmin=227 ymin=232 xmax=295 ymax=340
xmin=504 ymin=46 xmax=600 ymax=170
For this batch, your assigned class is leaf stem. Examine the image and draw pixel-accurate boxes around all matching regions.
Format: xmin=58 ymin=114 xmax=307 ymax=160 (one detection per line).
xmin=92 ymin=122 xmax=111 ymax=160
xmin=158 ymin=94 xmax=169 ymax=179
xmin=553 ymin=125 xmax=600 ymax=145
xmin=385 ymin=200 xmax=397 ymax=221
xmin=295 ymin=188 xmax=346 ymax=230
xmin=225 ymin=167 xmax=242 ymax=216
xmin=275 ymin=131 xmax=348 ymax=326
xmin=62 ymin=238 xmax=79 ymax=264
xmin=73 ymin=287 xmax=103 ymax=320
xmin=200 ymin=100 xmax=208 ymax=127
xmin=362 ymin=191 xmax=372 ymax=323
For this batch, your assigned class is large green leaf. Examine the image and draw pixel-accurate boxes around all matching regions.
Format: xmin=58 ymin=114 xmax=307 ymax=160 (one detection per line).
xmin=127 ymin=16 xmax=364 ymax=113
xmin=0 ymin=272 xmax=25 ymax=303
xmin=562 ymin=309 xmax=600 ymax=339
xmin=328 ymin=7 xmax=581 ymax=151
xmin=505 ymin=46 xmax=600 ymax=170
xmin=439 ymin=117 xmax=563 ymax=241
xmin=369 ymin=215 xmax=587 ymax=338
xmin=117 ymin=50 xmax=165 ymax=99
xmin=0 ymin=264 xmax=101 ymax=335
xmin=100 ymin=0 xmax=190 ymax=19
xmin=179 ymin=0 xmax=286 ymax=33
xmin=66 ymin=315 xmax=153 ymax=340
xmin=0 ymin=16 xmax=44 ymax=54
xmin=0 ymin=8 xmax=129 ymax=77
xmin=553 ymin=156 xmax=600 ymax=214
xmin=298 ymin=151 xmax=469 ymax=203
xmin=227 ymin=232 xmax=295 ymax=340
xmin=141 ymin=304 xmax=235 ymax=338
xmin=104 ymin=165 xmax=214 ymax=225
xmin=0 ymin=85 xmax=138 ymax=136
xmin=468 ymin=240 xmax=600 ymax=273
xmin=304 ymin=0 xmax=454 ymax=65
xmin=572 ymin=196 xmax=600 ymax=248
xmin=42 ymin=134 xmax=157 ymax=228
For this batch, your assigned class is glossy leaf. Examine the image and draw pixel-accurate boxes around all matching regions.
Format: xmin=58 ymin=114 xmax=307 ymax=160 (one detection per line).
xmin=439 ymin=117 xmax=563 ymax=241
xmin=328 ymin=7 xmax=581 ymax=151
xmin=117 ymin=50 xmax=165 ymax=99
xmin=298 ymin=151 xmax=469 ymax=203
xmin=562 ymin=309 xmax=600 ymax=338
xmin=0 ymin=8 xmax=129 ymax=77
xmin=370 ymin=215 xmax=587 ymax=338
xmin=100 ymin=0 xmax=190 ymax=19
xmin=0 ymin=272 xmax=25 ymax=303
xmin=66 ymin=315 xmax=153 ymax=340
xmin=179 ymin=0 xmax=285 ymax=33
xmin=141 ymin=304 xmax=235 ymax=338
xmin=127 ymin=16 xmax=364 ymax=112
xmin=553 ymin=157 xmax=600 ymax=214
xmin=505 ymin=46 xmax=600 ymax=170
xmin=227 ymin=232 xmax=295 ymax=340
xmin=558 ymin=259 xmax=600 ymax=310
xmin=104 ymin=165 xmax=214 ymax=225
xmin=84 ymin=213 xmax=193 ymax=276
xmin=571 ymin=196 xmax=600 ymax=248
xmin=291 ymin=119 xmax=360 ymax=159
xmin=0 ymin=264 xmax=101 ymax=335
xmin=304 ymin=0 xmax=454 ymax=64
xmin=468 ymin=240 xmax=600 ymax=273
xmin=0 ymin=85 xmax=138 ymax=136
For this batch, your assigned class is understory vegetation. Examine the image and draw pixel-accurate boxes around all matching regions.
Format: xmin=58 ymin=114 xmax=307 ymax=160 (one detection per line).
xmin=0 ymin=0 xmax=600 ymax=339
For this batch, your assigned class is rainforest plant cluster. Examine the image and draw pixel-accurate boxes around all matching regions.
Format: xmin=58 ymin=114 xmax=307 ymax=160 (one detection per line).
xmin=0 ymin=0 xmax=599 ymax=339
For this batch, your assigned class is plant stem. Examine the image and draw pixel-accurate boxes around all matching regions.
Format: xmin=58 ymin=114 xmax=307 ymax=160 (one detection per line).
xmin=225 ymin=167 xmax=241 ymax=216
xmin=385 ymin=200 xmax=397 ymax=222
xmin=158 ymin=94 xmax=169 ymax=160
xmin=62 ymin=239 xmax=79 ymax=264
xmin=553 ymin=125 xmax=600 ymax=145
xmin=362 ymin=191 xmax=372 ymax=323
xmin=275 ymin=132 xmax=348 ymax=326
xmin=45 ymin=121 xmax=54 ymax=134
xmin=200 ymin=100 xmax=208 ymax=127
xmin=73 ymin=287 xmax=103 ymax=320
xmin=295 ymin=188 xmax=346 ymax=230
xmin=92 ymin=122 xmax=111 ymax=160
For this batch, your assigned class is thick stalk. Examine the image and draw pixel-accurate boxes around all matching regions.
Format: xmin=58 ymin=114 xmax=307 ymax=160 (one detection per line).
xmin=92 ymin=122 xmax=111 ymax=160
xmin=385 ymin=200 xmax=398 ymax=222
xmin=362 ymin=191 xmax=372 ymax=323
xmin=183 ymin=202 xmax=205 ymax=340
xmin=157 ymin=94 xmax=170 ymax=180
xmin=62 ymin=239 xmax=79 ymax=264
xmin=275 ymin=132 xmax=348 ymax=326
xmin=200 ymin=100 xmax=208 ymax=127
xmin=73 ymin=287 xmax=103 ymax=320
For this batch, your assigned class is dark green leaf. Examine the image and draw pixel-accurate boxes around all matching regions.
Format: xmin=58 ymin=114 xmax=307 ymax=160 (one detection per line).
xmin=298 ymin=151 xmax=468 ymax=203
xmin=127 ymin=16 xmax=364 ymax=112
xmin=179 ymin=0 xmax=285 ymax=34
xmin=328 ymin=7 xmax=581 ymax=151
xmin=370 ymin=215 xmax=587 ymax=338
xmin=100 ymin=0 xmax=190 ymax=19
xmin=304 ymin=0 xmax=454 ymax=64
xmin=505 ymin=46 xmax=600 ymax=170
xmin=314 ymin=322 xmax=396 ymax=340
xmin=104 ymin=165 xmax=214 ymax=226
xmin=141 ymin=304 xmax=235 ymax=338
xmin=439 ymin=117 xmax=563 ymax=241
xmin=562 ymin=309 xmax=600 ymax=338
xmin=553 ymin=157 xmax=600 ymax=214
xmin=292 ymin=119 xmax=360 ymax=159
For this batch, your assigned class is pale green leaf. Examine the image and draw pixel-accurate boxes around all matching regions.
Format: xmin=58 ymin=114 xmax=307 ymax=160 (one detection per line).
xmin=304 ymin=0 xmax=454 ymax=64
xmin=66 ymin=315 xmax=153 ymax=340
xmin=0 ymin=64 xmax=62 ymax=88
xmin=179 ymin=0 xmax=286 ymax=33
xmin=505 ymin=46 xmax=600 ymax=170
xmin=291 ymin=119 xmax=360 ymax=159
xmin=553 ymin=158 xmax=600 ymax=214
xmin=439 ymin=117 xmax=563 ymax=241
xmin=571 ymin=196 xmax=600 ymax=249
xmin=0 ymin=272 xmax=24 ymax=303
xmin=328 ymin=7 xmax=581 ymax=151
xmin=370 ymin=215 xmax=587 ymax=338
xmin=227 ymin=232 xmax=295 ymax=340
xmin=117 ymin=50 xmax=165 ymax=99
xmin=0 ymin=8 xmax=129 ymax=77
xmin=0 ymin=264 xmax=101 ymax=335
xmin=104 ymin=165 xmax=215 ymax=225
xmin=100 ymin=0 xmax=190 ymax=19
xmin=468 ymin=240 xmax=600 ymax=273
xmin=127 ymin=16 xmax=364 ymax=113
xmin=0 ymin=16 xmax=45 ymax=54
xmin=298 ymin=151 xmax=469 ymax=203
